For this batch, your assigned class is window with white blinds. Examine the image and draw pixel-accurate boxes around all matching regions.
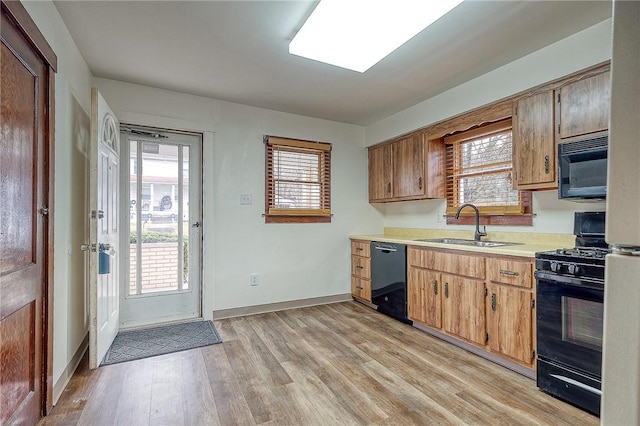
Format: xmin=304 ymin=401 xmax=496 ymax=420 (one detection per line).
xmin=445 ymin=119 xmax=525 ymax=217
xmin=264 ymin=136 xmax=331 ymax=223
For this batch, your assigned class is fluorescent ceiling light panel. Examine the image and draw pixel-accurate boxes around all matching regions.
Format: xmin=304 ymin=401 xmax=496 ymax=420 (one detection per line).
xmin=289 ymin=0 xmax=463 ymax=73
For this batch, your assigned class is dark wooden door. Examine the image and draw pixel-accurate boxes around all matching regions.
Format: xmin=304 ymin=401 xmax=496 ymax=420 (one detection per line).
xmin=1 ymin=2 xmax=54 ymax=424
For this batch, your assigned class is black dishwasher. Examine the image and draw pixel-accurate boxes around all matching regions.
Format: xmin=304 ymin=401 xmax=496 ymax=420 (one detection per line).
xmin=370 ymin=242 xmax=411 ymax=324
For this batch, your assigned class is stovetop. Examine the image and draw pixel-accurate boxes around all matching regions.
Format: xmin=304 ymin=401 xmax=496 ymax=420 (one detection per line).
xmin=536 ymin=246 xmax=608 ymax=281
xmin=551 ymin=247 xmax=610 ymax=261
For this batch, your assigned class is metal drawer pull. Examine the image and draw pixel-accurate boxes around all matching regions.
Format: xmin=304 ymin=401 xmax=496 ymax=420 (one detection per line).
xmin=355 ymin=286 xmax=363 ymax=290
xmin=499 ymin=269 xmax=519 ymax=276
xmin=355 ymin=247 xmax=363 ymax=251
xmin=356 ymin=266 xmax=363 ymax=269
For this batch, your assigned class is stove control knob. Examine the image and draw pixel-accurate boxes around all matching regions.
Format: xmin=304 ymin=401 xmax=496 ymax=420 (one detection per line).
xmin=550 ymin=262 xmax=561 ymax=272
xmin=568 ymin=264 xmax=581 ymax=276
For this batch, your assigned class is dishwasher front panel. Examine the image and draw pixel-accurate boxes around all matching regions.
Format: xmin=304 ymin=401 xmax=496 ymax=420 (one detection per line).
xmin=370 ymin=242 xmax=411 ymax=324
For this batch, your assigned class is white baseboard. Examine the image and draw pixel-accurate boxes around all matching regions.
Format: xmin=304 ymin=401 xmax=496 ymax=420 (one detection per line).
xmin=212 ymin=293 xmax=352 ymax=320
xmin=52 ymin=333 xmax=89 ymax=405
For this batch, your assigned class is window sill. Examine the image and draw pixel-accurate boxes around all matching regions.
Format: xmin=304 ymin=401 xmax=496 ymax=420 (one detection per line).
xmin=264 ymin=215 xmax=331 ymax=224
xmin=446 ymin=214 xmax=533 ymax=226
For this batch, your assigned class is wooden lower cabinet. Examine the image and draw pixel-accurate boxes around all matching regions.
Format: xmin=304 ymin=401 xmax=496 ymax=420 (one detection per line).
xmin=486 ymin=283 xmax=534 ymax=365
xmin=441 ymin=273 xmax=486 ymax=346
xmin=407 ymin=245 xmax=536 ymax=371
xmin=408 ymin=267 xmax=441 ymax=328
xmin=350 ymin=240 xmax=371 ymax=302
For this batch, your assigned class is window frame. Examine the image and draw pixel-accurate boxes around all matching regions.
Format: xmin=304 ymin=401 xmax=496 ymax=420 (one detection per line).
xmin=264 ymin=135 xmax=332 ymax=224
xmin=443 ymin=119 xmax=533 ymax=226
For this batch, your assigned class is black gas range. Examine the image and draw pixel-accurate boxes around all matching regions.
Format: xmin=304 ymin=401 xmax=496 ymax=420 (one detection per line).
xmin=535 ymin=212 xmax=606 ymax=417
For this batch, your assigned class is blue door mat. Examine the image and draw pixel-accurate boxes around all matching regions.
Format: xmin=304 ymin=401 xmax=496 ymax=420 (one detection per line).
xmin=101 ymin=320 xmax=222 ymax=366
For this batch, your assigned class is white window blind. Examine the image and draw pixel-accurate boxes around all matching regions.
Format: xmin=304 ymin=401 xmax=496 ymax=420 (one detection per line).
xmin=265 ymin=136 xmax=331 ymax=222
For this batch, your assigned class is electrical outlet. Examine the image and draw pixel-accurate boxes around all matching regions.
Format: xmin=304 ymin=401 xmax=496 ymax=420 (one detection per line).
xmin=250 ymin=273 xmax=259 ymax=286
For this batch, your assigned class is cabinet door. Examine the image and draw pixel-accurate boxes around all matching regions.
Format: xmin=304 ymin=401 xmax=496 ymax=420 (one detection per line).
xmin=513 ymin=90 xmax=556 ymax=189
xmin=393 ymin=134 xmax=424 ymax=198
xmin=486 ymin=284 xmax=533 ymax=365
xmin=368 ymin=144 xmax=393 ymax=201
xmin=442 ymin=273 xmax=486 ymax=345
xmin=408 ymin=267 xmax=441 ymax=328
xmin=559 ymin=71 xmax=610 ymax=140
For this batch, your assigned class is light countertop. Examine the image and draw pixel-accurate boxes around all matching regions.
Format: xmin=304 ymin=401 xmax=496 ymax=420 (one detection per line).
xmin=350 ymin=227 xmax=575 ymax=258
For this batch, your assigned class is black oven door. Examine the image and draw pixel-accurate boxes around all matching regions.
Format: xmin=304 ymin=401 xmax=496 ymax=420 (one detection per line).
xmin=558 ymin=142 xmax=607 ymax=200
xmin=536 ymin=271 xmax=603 ymax=377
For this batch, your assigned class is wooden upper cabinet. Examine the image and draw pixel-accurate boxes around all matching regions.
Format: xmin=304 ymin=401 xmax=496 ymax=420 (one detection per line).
xmin=558 ymin=70 xmax=610 ymax=140
xmin=368 ymin=143 xmax=393 ymax=201
xmin=368 ymin=133 xmax=444 ymax=202
xmin=392 ymin=134 xmax=424 ymax=198
xmin=513 ymin=90 xmax=556 ymax=190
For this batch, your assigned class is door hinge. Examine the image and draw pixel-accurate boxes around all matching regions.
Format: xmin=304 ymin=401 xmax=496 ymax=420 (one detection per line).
xmin=557 ymin=93 xmax=560 ymax=103
xmin=40 ymin=206 xmax=49 ymax=216
xmin=531 ymin=299 xmax=536 ymax=309
xmin=485 ymin=333 xmax=489 ymax=343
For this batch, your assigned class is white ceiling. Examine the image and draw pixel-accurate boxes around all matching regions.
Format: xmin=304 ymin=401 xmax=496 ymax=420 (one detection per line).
xmin=54 ymin=1 xmax=612 ymax=126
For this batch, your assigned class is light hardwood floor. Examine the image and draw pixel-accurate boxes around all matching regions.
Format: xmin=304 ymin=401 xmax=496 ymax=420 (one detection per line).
xmin=40 ymin=301 xmax=598 ymax=425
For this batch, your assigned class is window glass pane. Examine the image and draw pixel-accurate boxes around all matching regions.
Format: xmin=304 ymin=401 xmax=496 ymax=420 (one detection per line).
xmin=448 ymin=127 xmax=520 ymax=210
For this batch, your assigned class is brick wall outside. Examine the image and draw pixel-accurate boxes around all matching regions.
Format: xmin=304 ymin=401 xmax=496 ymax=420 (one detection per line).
xmin=129 ymin=243 xmax=179 ymax=293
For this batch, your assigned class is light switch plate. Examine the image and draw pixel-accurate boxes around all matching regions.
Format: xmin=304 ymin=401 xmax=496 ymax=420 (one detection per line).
xmin=240 ymin=194 xmax=252 ymax=205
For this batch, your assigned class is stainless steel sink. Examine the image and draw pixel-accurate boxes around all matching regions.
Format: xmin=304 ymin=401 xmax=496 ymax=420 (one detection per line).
xmin=413 ymin=238 xmax=522 ymax=247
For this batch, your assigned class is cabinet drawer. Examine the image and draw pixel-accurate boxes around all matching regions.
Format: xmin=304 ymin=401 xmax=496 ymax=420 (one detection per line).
xmin=409 ymin=247 xmax=485 ymax=279
xmin=486 ymin=257 xmax=533 ymax=288
xmin=351 ymin=276 xmax=371 ymax=302
xmin=351 ymin=240 xmax=371 ymax=257
xmin=351 ymin=255 xmax=371 ymax=279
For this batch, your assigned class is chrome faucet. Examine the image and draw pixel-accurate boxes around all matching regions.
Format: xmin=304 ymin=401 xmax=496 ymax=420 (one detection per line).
xmin=455 ymin=203 xmax=487 ymax=241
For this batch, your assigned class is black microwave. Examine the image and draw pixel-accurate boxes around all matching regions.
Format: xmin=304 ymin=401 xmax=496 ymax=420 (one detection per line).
xmin=558 ymin=134 xmax=608 ymax=201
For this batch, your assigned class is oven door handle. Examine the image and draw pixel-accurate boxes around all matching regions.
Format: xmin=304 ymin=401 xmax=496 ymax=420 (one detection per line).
xmin=550 ymin=374 xmax=602 ymax=396
xmin=534 ymin=271 xmax=603 ymax=290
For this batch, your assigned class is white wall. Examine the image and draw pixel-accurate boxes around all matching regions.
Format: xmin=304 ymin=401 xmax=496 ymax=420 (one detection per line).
xmin=21 ymin=0 xmax=94 ymax=401
xmin=366 ymin=19 xmax=612 ymax=236
xmin=93 ymin=78 xmax=382 ymax=312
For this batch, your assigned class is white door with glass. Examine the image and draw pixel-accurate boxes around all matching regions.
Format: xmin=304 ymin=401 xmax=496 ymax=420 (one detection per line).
xmin=120 ymin=126 xmax=202 ymax=328
xmin=88 ymin=89 xmax=120 ymax=368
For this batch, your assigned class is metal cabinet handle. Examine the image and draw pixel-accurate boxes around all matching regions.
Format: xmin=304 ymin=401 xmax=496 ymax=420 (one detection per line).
xmin=444 ymin=282 xmax=449 ymax=298
xmin=433 ymin=280 xmax=438 ymax=295
xmin=418 ymin=177 xmax=423 ymax=190
xmin=491 ymin=293 xmax=497 ymax=311
xmin=544 ymin=155 xmax=550 ymax=174
xmin=387 ymin=182 xmax=391 ymax=193
xmin=499 ymin=269 xmax=519 ymax=276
